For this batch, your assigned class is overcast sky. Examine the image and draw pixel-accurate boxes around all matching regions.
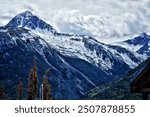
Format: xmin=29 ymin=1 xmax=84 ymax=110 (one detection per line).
xmin=0 ymin=0 xmax=148 ymax=23
xmin=0 ymin=0 xmax=150 ymax=43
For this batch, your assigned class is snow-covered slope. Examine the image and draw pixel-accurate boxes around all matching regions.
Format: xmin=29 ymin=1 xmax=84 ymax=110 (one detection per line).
xmin=112 ymin=32 xmax=150 ymax=56
xmin=5 ymin=11 xmax=146 ymax=70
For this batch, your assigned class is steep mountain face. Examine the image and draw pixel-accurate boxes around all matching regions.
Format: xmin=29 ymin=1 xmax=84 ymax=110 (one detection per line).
xmin=0 ymin=26 xmax=99 ymax=99
xmin=0 ymin=11 xmax=149 ymax=99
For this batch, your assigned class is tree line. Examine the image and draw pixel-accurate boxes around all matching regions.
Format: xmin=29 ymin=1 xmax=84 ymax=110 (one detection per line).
xmin=0 ymin=58 xmax=53 ymax=100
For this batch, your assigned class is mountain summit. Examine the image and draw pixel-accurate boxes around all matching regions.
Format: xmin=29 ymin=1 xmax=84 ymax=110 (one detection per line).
xmin=6 ymin=11 xmax=56 ymax=33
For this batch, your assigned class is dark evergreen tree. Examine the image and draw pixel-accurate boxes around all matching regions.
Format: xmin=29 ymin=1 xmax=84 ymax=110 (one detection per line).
xmin=27 ymin=57 xmax=38 ymax=100
xmin=0 ymin=84 xmax=5 ymax=99
xmin=43 ymin=69 xmax=52 ymax=100
xmin=17 ymin=81 xmax=23 ymax=100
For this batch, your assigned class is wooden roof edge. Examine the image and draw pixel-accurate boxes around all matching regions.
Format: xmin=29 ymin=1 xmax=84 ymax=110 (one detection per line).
xmin=130 ymin=61 xmax=150 ymax=86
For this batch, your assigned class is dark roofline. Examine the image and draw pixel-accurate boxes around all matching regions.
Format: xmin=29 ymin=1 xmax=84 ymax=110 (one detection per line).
xmin=130 ymin=58 xmax=150 ymax=86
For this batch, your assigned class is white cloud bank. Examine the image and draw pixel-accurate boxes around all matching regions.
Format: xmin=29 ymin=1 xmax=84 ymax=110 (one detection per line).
xmin=0 ymin=0 xmax=150 ymax=43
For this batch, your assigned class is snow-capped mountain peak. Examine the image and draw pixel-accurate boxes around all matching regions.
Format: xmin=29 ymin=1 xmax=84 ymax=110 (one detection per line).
xmin=112 ymin=32 xmax=150 ymax=57
xmin=140 ymin=32 xmax=147 ymax=38
xmin=18 ymin=10 xmax=33 ymax=17
xmin=5 ymin=11 xmax=56 ymax=33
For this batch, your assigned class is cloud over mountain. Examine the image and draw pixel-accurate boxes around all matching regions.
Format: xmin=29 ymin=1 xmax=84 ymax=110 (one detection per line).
xmin=0 ymin=0 xmax=150 ymax=43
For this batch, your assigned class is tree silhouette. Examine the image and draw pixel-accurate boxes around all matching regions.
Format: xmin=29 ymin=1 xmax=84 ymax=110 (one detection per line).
xmin=27 ymin=57 xmax=38 ymax=100
xmin=17 ymin=81 xmax=23 ymax=100
xmin=43 ymin=69 xmax=52 ymax=100
xmin=0 ymin=84 xmax=5 ymax=99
